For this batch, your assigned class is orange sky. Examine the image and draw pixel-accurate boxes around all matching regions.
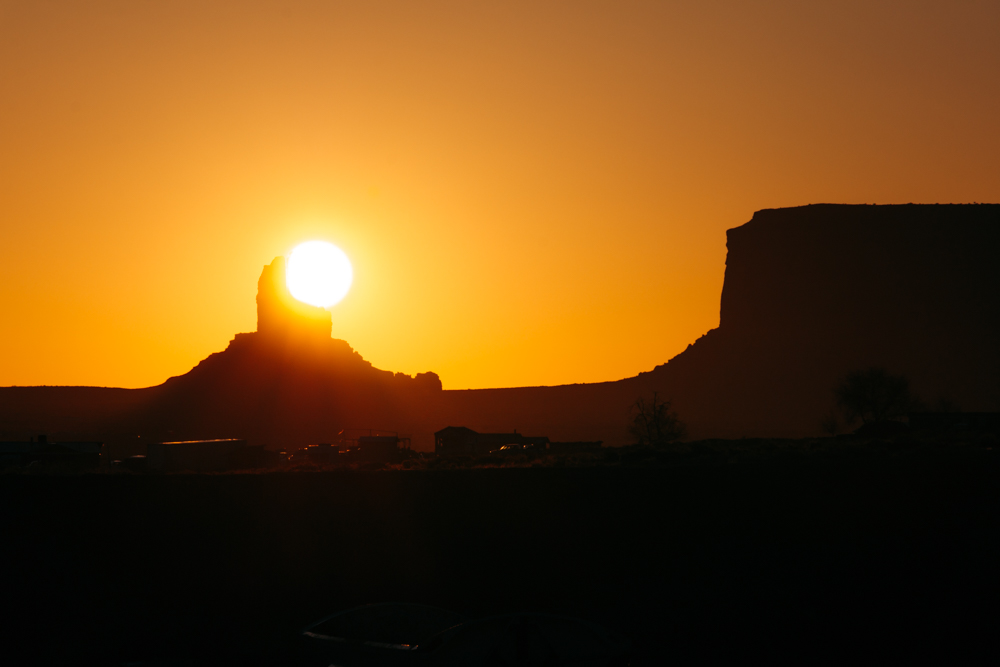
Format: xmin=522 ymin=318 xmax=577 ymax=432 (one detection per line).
xmin=2 ymin=1 xmax=999 ymax=390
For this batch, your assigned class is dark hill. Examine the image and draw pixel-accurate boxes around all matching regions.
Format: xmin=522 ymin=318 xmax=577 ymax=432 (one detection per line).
xmin=130 ymin=257 xmax=443 ymax=449
xmin=438 ymin=204 xmax=1000 ymax=442
xmin=2 ymin=204 xmax=997 ymax=452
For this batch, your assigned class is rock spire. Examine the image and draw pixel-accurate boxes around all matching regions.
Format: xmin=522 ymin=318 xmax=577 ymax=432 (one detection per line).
xmin=256 ymin=256 xmax=332 ymax=339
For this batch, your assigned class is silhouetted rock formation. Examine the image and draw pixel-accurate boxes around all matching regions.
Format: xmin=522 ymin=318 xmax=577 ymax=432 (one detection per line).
xmin=0 ymin=258 xmax=443 ymax=453
xmin=256 ymin=256 xmax=332 ymax=339
xmin=135 ymin=258 xmax=443 ymax=448
xmin=432 ymin=204 xmax=1000 ymax=442
xmin=641 ymin=204 xmax=1000 ymax=437
xmin=2 ymin=205 xmax=997 ymax=453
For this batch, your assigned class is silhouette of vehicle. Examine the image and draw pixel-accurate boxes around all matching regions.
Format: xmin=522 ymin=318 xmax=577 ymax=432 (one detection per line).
xmin=300 ymin=602 xmax=465 ymax=665
xmin=114 ymin=454 xmax=147 ymax=472
xmin=299 ymin=605 xmax=630 ymax=666
xmin=435 ymin=427 xmax=549 ymax=457
xmin=414 ymin=613 xmax=631 ymax=666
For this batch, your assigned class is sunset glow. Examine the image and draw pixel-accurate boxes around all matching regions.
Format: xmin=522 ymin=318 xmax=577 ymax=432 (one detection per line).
xmin=1 ymin=3 xmax=999 ymax=390
xmin=286 ymin=241 xmax=353 ymax=308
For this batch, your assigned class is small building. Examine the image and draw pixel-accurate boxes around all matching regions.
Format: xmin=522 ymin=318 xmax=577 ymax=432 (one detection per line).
xmin=434 ymin=427 xmax=549 ymax=457
xmin=146 ymin=439 xmax=250 ymax=472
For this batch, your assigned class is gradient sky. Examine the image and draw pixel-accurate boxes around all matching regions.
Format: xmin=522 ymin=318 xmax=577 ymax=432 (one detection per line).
xmin=2 ymin=1 xmax=999 ymax=390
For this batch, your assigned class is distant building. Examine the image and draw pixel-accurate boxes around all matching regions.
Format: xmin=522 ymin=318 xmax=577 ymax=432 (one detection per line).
xmin=146 ymin=439 xmax=252 ymax=472
xmin=434 ymin=427 xmax=549 ymax=457
xmin=290 ymin=434 xmax=412 ymax=465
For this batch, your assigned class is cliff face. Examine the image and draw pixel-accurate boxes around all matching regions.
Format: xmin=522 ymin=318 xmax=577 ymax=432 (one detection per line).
xmin=720 ymin=204 xmax=1000 ymax=345
xmin=430 ymin=204 xmax=1000 ymax=442
xmin=642 ymin=204 xmax=1000 ymax=436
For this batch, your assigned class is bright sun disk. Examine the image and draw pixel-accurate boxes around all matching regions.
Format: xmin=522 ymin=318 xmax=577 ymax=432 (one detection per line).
xmin=286 ymin=241 xmax=353 ymax=308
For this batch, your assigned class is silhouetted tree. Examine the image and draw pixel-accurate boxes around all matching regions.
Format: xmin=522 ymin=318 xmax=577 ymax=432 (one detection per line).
xmin=629 ymin=392 xmax=686 ymax=447
xmin=834 ymin=367 xmax=919 ymax=426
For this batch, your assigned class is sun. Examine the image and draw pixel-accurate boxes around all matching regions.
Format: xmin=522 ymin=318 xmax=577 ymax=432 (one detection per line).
xmin=285 ymin=241 xmax=353 ymax=308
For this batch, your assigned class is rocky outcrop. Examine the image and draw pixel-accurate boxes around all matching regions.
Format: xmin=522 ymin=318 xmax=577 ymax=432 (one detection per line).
xmin=4 ymin=205 xmax=997 ymax=452
xmin=133 ymin=258 xmax=443 ymax=448
xmin=256 ymin=256 xmax=332 ymax=339
xmin=433 ymin=204 xmax=1000 ymax=442
xmin=640 ymin=204 xmax=1000 ymax=436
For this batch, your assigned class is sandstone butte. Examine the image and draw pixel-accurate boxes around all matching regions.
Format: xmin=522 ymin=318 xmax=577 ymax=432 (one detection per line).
xmin=2 ymin=204 xmax=998 ymax=455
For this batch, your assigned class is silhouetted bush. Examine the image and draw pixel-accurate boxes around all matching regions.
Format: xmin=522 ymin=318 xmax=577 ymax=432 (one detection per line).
xmin=629 ymin=392 xmax=686 ymax=447
xmin=834 ymin=367 xmax=920 ymax=428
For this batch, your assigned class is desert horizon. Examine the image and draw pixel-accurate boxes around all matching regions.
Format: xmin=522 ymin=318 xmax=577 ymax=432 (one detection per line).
xmin=4 ymin=2 xmax=1000 ymax=392
xmin=7 ymin=202 xmax=996 ymax=395
xmin=4 ymin=202 xmax=997 ymax=455
xmin=3 ymin=3 xmax=1000 ymax=665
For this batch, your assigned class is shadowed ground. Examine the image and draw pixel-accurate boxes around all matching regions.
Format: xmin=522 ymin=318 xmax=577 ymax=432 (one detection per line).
xmin=3 ymin=445 xmax=998 ymax=664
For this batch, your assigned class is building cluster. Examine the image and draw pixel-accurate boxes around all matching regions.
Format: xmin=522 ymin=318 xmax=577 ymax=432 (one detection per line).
xmin=287 ymin=433 xmax=412 ymax=465
xmin=1 ymin=426 xmax=603 ymax=473
xmin=433 ymin=426 xmax=602 ymax=457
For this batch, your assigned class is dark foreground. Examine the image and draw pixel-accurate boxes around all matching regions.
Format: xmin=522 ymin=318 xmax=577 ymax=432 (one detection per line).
xmin=3 ymin=445 xmax=999 ymax=664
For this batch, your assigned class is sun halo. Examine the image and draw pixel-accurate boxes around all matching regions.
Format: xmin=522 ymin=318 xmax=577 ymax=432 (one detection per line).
xmin=285 ymin=241 xmax=353 ymax=308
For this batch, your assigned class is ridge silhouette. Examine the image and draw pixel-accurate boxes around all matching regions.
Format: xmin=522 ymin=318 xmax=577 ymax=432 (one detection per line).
xmin=2 ymin=204 xmax=998 ymax=455
xmin=137 ymin=256 xmax=442 ymax=449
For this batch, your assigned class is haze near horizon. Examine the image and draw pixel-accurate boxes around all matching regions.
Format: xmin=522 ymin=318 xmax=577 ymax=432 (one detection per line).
xmin=2 ymin=1 xmax=999 ymax=390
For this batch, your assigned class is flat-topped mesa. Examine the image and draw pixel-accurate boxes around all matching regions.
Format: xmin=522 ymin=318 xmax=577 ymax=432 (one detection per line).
xmin=256 ymin=256 xmax=332 ymax=339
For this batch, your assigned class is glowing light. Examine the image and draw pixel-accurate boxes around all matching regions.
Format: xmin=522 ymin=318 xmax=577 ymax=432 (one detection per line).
xmin=286 ymin=241 xmax=353 ymax=307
